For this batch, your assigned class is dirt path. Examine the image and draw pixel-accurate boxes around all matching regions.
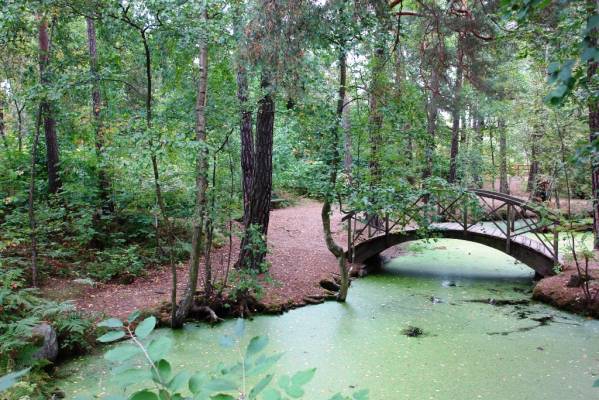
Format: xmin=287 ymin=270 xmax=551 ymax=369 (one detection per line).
xmin=43 ymin=199 xmax=345 ymax=319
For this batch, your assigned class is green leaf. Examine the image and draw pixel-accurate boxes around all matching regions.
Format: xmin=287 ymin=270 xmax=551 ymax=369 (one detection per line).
xmin=129 ymin=390 xmax=159 ymax=400
xmin=249 ymin=374 xmax=272 ymax=399
xmin=135 ymin=316 xmax=157 ymax=339
xmin=593 ymin=378 xmax=599 ymax=387
xmin=189 ymin=372 xmax=208 ymax=394
xmin=210 ymin=395 xmax=235 ymax=400
xmin=352 ymin=389 xmax=369 ymax=400
xmin=128 ymin=310 xmax=142 ymax=324
xmin=148 ymin=336 xmax=173 ymax=362
xmin=277 ymin=375 xmax=290 ymax=389
xmin=284 ymin=384 xmax=304 ymax=398
xmin=168 ymin=371 xmax=192 ymax=392
xmin=233 ymin=318 xmax=245 ymax=337
xmin=246 ymin=336 xmax=268 ymax=358
xmin=98 ymin=318 xmax=124 ymax=329
xmin=261 ymin=388 xmax=282 ymax=400
xmin=291 ymin=368 xmax=316 ymax=386
xmin=0 ymin=368 xmax=30 ymax=392
xmin=204 ymin=378 xmax=237 ymax=392
xmin=98 ymin=330 xmax=126 ymax=343
xmin=246 ymin=353 xmax=283 ymax=377
xmin=105 ymin=345 xmax=141 ymax=362
xmin=153 ymin=359 xmax=172 ymax=383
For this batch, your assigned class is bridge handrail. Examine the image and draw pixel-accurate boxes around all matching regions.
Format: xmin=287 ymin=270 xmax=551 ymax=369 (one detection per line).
xmin=343 ymin=188 xmax=561 ymax=265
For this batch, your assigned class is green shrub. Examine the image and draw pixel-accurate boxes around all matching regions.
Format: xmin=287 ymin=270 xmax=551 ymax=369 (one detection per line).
xmin=86 ymin=244 xmax=145 ymax=282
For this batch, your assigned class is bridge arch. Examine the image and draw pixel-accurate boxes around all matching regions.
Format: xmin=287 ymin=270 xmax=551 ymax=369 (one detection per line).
xmin=343 ymin=189 xmax=562 ymax=278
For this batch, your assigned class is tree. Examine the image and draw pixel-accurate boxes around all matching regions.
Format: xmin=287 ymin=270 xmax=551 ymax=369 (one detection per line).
xmin=38 ymin=15 xmax=61 ymax=195
xmin=175 ymin=2 xmax=209 ymax=327
xmin=86 ymin=16 xmax=112 ymax=212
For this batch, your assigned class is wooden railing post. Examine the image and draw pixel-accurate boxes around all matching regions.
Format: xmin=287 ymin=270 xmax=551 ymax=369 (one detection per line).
xmin=463 ymin=202 xmax=468 ymax=237
xmin=506 ymin=204 xmax=511 ymax=254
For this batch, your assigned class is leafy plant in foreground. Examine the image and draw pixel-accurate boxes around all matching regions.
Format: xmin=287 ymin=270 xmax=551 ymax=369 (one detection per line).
xmin=92 ymin=311 xmax=368 ymax=400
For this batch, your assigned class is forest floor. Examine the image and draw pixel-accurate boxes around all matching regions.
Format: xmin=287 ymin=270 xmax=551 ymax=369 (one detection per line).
xmin=40 ymin=190 xmax=599 ymax=321
xmin=41 ymin=199 xmax=346 ymax=319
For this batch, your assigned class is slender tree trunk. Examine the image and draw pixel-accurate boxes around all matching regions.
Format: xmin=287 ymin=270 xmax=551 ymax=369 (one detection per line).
xmin=499 ymin=119 xmax=509 ymax=194
xmin=237 ymin=74 xmax=275 ymax=270
xmin=175 ymin=11 xmax=209 ymax=326
xmin=423 ymin=69 xmax=439 ymax=180
xmin=368 ymin=46 xmax=385 ymax=187
xmin=322 ymin=49 xmax=349 ymax=301
xmin=39 ymin=17 xmax=61 ymax=195
xmin=0 ymin=92 xmax=7 ymax=150
xmin=137 ymin=29 xmax=178 ymax=324
xmin=28 ymin=106 xmax=43 ymax=287
xmin=86 ymin=17 xmax=112 ymax=212
xmin=14 ymin=101 xmax=24 ymax=152
xmin=527 ymin=135 xmax=540 ymax=194
xmin=472 ymin=114 xmax=484 ymax=188
xmin=342 ymin=93 xmax=352 ymax=181
xmin=448 ymin=37 xmax=464 ymax=184
xmin=588 ymin=0 xmax=599 ymax=248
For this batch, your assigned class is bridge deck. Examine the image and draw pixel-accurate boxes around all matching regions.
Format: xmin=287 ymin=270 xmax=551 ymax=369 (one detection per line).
xmin=429 ymin=222 xmax=559 ymax=263
xmin=348 ymin=222 xmax=561 ymax=277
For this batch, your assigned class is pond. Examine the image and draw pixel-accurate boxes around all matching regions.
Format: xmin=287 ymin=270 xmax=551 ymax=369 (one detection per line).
xmin=58 ymin=239 xmax=599 ymax=400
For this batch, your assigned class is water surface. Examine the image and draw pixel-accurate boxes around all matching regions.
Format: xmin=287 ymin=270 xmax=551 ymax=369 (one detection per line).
xmin=58 ymin=239 xmax=599 ymax=400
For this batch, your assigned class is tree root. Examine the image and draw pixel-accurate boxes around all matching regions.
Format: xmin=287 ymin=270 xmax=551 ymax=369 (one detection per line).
xmin=191 ymin=305 xmax=222 ymax=323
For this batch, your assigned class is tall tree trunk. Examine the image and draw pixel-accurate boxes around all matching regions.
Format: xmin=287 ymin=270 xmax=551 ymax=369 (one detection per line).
xmin=14 ymin=100 xmax=24 ymax=152
xmin=39 ymin=17 xmax=61 ymax=195
xmin=0 ymin=91 xmax=7 ymax=150
xmin=342 ymin=93 xmax=352 ymax=181
xmin=423 ymin=69 xmax=439 ymax=180
xmin=588 ymin=0 xmax=599 ymax=248
xmin=138 ymin=29 xmax=177 ymax=324
xmin=237 ymin=74 xmax=275 ymax=270
xmin=174 ymin=9 xmax=209 ymax=326
xmin=499 ymin=119 xmax=509 ymax=194
xmin=86 ymin=17 xmax=112 ymax=212
xmin=322 ymin=49 xmax=349 ymax=301
xmin=368 ymin=46 xmax=385 ymax=187
xmin=472 ymin=113 xmax=484 ymax=188
xmin=448 ymin=37 xmax=464 ymax=184
xmin=28 ymin=106 xmax=43 ymax=287
xmin=527 ymin=132 xmax=540 ymax=194
xmin=237 ymin=62 xmax=254 ymax=226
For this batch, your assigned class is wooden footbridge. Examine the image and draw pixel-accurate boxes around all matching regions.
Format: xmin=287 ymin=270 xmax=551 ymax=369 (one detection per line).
xmin=343 ymin=189 xmax=562 ymax=277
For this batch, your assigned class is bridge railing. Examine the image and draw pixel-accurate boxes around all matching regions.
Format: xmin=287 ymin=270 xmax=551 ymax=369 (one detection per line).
xmin=343 ymin=189 xmax=561 ymax=264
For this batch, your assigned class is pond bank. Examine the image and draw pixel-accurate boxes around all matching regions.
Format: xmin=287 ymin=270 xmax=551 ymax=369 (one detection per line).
xmin=533 ymin=261 xmax=599 ymax=318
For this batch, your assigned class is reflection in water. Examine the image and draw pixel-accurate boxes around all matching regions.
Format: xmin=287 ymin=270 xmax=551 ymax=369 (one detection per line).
xmin=58 ymin=239 xmax=599 ymax=400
